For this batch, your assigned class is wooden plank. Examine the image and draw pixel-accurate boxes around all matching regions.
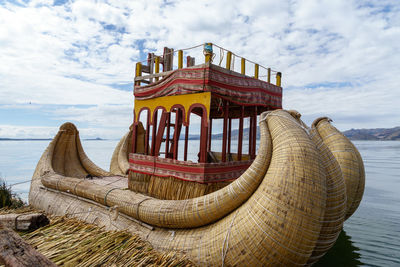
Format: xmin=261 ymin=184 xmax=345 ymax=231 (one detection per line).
xmin=165 ymin=112 xmax=171 ymax=158
xmin=238 ymin=106 xmax=244 ymax=161
xmin=0 ymin=213 xmax=49 ymax=231
xmin=134 ymin=69 xmax=175 ymax=81
xmin=171 ymin=109 xmax=183 ymax=159
xmin=154 ymin=111 xmax=168 ymax=156
xmin=222 ymin=100 xmax=229 ymax=162
xmin=184 ymin=125 xmax=189 ymax=161
xmin=151 ymin=111 xmax=158 ymax=156
xmin=0 ymin=222 xmax=56 ymax=267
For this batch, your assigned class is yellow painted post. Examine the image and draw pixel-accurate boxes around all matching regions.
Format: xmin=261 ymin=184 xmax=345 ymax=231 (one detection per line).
xmin=254 ymin=64 xmax=259 ymax=79
xmin=241 ymin=58 xmax=245 ymax=75
xmin=204 ymin=43 xmax=213 ymax=63
xmin=276 ymin=72 xmax=282 ymax=86
xmin=155 ymin=56 xmax=160 ymax=81
xmin=135 ymin=62 xmax=142 ymax=86
xmin=178 ymin=50 xmax=183 ymax=69
xmin=267 ymin=68 xmax=271 ymax=83
xmin=226 ymin=51 xmax=232 ymax=70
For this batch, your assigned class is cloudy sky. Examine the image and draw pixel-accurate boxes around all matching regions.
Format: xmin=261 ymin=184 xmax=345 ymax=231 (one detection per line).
xmin=0 ymin=0 xmax=399 ymax=139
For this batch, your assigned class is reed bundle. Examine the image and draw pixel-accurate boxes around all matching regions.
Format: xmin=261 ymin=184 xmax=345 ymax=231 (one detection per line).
xmin=312 ymin=117 xmax=365 ymax=220
xmin=51 ymin=122 xmax=111 ymax=178
xmin=20 ymin=216 xmax=194 ymax=267
xmin=110 ymin=123 xmax=145 ymax=176
xmin=129 ymin=172 xmax=229 ymax=200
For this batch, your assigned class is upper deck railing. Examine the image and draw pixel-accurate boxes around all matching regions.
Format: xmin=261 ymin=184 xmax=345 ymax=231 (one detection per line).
xmin=134 ymin=43 xmax=282 ymax=88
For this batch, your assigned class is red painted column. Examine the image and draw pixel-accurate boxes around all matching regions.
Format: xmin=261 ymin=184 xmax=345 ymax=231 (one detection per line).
xmin=238 ymin=106 xmax=244 ymax=161
xmin=208 ymin=118 xmax=212 ymax=152
xmin=151 ymin=110 xmax=158 ymax=156
xmin=199 ymin=115 xmax=208 ymax=163
xmin=184 ymin=124 xmax=189 ymax=161
xmin=222 ymin=100 xmax=229 ymax=162
xmin=228 ymin=118 xmax=232 ymax=159
xmin=145 ymin=111 xmax=150 ymax=155
xmin=251 ymin=107 xmax=257 ymax=159
xmin=173 ymin=110 xmax=179 ymax=159
xmin=165 ymin=112 xmax=170 ymax=158
xmin=249 ymin=112 xmax=253 ymax=158
xmin=131 ymin=123 xmax=137 ymax=154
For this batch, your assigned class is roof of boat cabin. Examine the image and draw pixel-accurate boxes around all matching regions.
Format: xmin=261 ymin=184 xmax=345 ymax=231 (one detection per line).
xmin=134 ymin=62 xmax=282 ymax=109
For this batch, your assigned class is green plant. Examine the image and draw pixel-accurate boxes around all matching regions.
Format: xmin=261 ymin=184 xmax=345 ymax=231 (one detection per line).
xmin=0 ymin=178 xmax=25 ymax=209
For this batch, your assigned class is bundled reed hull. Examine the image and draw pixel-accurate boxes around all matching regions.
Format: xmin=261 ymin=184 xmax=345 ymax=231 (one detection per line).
xmin=29 ymin=110 xmax=365 ymax=266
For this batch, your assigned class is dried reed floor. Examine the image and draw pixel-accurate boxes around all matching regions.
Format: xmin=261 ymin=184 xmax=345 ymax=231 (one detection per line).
xmin=1 ymin=207 xmax=195 ymax=267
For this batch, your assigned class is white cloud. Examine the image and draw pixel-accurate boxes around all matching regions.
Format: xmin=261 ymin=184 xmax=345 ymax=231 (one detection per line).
xmin=0 ymin=0 xmax=399 ymax=139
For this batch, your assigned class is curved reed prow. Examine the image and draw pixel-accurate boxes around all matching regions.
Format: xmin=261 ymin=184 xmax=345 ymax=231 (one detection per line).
xmin=110 ymin=122 xmax=146 ymax=176
xmin=312 ymin=117 xmax=365 ymax=220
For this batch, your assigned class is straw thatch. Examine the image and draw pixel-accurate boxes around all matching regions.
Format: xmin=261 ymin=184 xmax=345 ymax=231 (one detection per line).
xmin=19 ymin=216 xmax=194 ymax=267
xmin=29 ymin=109 xmax=365 ymax=266
xmin=129 ymin=172 xmax=231 ymax=200
xmin=312 ymin=117 xmax=365 ymax=220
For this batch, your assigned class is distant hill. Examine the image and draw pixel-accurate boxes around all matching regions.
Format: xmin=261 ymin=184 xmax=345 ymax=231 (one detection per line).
xmin=343 ymin=126 xmax=400 ymax=141
xmin=0 ymin=138 xmax=52 ymax=141
xmin=213 ymin=126 xmax=400 ymax=141
xmin=0 ymin=137 xmax=104 ymax=141
xmin=212 ymin=127 xmax=260 ymax=140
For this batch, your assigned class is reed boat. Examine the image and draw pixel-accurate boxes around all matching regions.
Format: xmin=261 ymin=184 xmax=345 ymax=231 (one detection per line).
xmin=29 ymin=43 xmax=365 ymax=266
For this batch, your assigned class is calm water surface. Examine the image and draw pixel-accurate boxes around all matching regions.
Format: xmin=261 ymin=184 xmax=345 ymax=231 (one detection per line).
xmin=0 ymin=140 xmax=399 ymax=266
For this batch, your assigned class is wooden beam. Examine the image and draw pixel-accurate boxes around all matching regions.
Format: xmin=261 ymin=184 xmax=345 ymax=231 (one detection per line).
xmin=135 ymin=62 xmax=142 ymax=86
xmin=184 ymin=125 xmax=189 ymax=161
xmin=0 ymin=213 xmax=49 ymax=231
xmin=154 ymin=111 xmax=168 ymax=156
xmin=249 ymin=112 xmax=254 ymax=157
xmin=172 ymin=109 xmax=183 ymax=159
xmin=144 ymin=112 xmax=150 ymax=155
xmin=238 ymin=106 xmax=244 ymax=161
xmin=178 ymin=50 xmax=183 ymax=69
xmin=228 ymin=118 xmax=232 ymax=159
xmin=267 ymin=68 xmax=271 ymax=83
xmin=0 ymin=222 xmax=56 ymax=267
xmin=165 ymin=112 xmax=171 ymax=158
xmin=155 ymin=56 xmax=160 ymax=82
xmin=226 ymin=51 xmax=232 ymax=70
xmin=222 ymin=100 xmax=229 ymax=162
xmin=208 ymin=118 xmax=212 ymax=152
xmin=251 ymin=107 xmax=257 ymax=159
xmin=276 ymin=72 xmax=282 ymax=86
xmin=131 ymin=123 xmax=137 ymax=153
xmin=199 ymin=115 xmax=208 ymax=163
xmin=151 ymin=111 xmax=158 ymax=156
xmin=134 ymin=69 xmax=175 ymax=81
xmin=254 ymin=64 xmax=259 ymax=79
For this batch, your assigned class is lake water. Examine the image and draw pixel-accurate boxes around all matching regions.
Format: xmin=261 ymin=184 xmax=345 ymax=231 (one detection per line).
xmin=0 ymin=139 xmax=399 ymax=266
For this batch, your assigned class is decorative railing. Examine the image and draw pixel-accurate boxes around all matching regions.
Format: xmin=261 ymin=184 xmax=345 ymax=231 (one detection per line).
xmin=134 ymin=43 xmax=282 ymax=87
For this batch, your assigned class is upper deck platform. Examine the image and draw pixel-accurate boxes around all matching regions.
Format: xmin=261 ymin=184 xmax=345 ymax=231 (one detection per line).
xmin=134 ymin=44 xmax=282 ymax=113
xmin=134 ymin=62 xmax=282 ymax=109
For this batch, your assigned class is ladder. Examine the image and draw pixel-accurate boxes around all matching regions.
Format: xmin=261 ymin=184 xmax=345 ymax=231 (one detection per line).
xmin=152 ymin=108 xmax=183 ymax=159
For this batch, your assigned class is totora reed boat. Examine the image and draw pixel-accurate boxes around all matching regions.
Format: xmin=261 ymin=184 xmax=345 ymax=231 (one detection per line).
xmin=29 ymin=43 xmax=365 ymax=266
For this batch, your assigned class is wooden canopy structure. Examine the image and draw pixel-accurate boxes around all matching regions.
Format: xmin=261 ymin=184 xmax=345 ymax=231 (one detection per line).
xmin=130 ymin=43 xmax=282 ymax=185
